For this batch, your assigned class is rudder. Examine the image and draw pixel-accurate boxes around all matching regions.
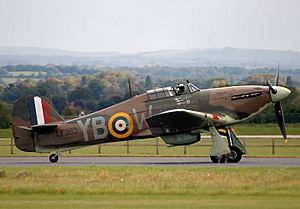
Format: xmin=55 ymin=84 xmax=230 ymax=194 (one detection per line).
xmin=11 ymin=96 xmax=64 ymax=152
xmin=27 ymin=96 xmax=63 ymax=126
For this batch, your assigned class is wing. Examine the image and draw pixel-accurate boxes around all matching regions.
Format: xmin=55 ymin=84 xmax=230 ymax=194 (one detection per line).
xmin=146 ymin=109 xmax=232 ymax=136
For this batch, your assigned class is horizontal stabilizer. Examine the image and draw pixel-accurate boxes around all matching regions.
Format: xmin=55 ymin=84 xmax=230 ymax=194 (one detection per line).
xmin=31 ymin=124 xmax=58 ymax=132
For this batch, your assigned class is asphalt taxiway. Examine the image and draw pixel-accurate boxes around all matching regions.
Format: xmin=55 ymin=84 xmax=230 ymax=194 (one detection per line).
xmin=0 ymin=156 xmax=299 ymax=167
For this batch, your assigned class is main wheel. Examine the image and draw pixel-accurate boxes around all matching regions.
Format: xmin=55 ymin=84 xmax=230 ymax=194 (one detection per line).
xmin=210 ymin=155 xmax=226 ymax=163
xmin=227 ymin=147 xmax=242 ymax=163
xmin=49 ymin=154 xmax=59 ymax=163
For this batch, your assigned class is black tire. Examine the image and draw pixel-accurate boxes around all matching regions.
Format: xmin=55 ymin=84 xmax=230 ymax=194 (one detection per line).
xmin=227 ymin=147 xmax=242 ymax=163
xmin=210 ymin=155 xmax=226 ymax=163
xmin=49 ymin=154 xmax=59 ymax=163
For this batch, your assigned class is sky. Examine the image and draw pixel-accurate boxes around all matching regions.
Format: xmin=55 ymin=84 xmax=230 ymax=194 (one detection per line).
xmin=0 ymin=0 xmax=299 ymax=53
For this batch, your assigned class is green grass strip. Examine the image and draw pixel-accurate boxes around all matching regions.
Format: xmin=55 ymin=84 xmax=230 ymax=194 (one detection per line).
xmin=0 ymin=167 xmax=299 ymax=209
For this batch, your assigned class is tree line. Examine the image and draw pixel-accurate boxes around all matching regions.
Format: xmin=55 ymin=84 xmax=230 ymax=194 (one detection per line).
xmin=1 ymin=65 xmax=300 ymax=88
xmin=0 ymin=71 xmax=299 ymax=128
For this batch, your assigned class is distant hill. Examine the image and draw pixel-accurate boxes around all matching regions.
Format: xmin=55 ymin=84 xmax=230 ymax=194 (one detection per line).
xmin=0 ymin=47 xmax=299 ymax=68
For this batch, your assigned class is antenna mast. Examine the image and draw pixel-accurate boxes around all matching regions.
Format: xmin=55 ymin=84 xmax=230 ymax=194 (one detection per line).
xmin=128 ymin=78 xmax=133 ymax=98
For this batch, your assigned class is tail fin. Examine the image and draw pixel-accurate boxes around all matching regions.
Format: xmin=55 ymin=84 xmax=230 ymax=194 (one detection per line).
xmin=27 ymin=96 xmax=64 ymax=126
xmin=11 ymin=96 xmax=64 ymax=152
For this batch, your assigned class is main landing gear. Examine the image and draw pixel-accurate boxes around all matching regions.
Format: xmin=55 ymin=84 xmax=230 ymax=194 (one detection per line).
xmin=227 ymin=146 xmax=243 ymax=163
xmin=209 ymin=127 xmax=246 ymax=163
xmin=49 ymin=152 xmax=60 ymax=163
xmin=210 ymin=155 xmax=226 ymax=163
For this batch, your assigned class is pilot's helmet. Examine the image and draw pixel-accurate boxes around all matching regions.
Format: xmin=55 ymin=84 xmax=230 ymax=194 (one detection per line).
xmin=178 ymin=83 xmax=185 ymax=91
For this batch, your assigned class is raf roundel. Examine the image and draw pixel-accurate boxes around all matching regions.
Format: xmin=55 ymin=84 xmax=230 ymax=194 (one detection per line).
xmin=108 ymin=112 xmax=134 ymax=139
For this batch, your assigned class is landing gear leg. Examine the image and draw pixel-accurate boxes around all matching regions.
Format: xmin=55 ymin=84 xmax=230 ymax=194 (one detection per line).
xmin=49 ymin=152 xmax=60 ymax=163
xmin=225 ymin=128 xmax=246 ymax=163
xmin=209 ymin=126 xmax=231 ymax=164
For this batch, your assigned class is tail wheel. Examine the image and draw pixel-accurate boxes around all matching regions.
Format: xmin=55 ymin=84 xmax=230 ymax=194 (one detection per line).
xmin=49 ymin=154 xmax=59 ymax=163
xmin=210 ymin=155 xmax=226 ymax=163
xmin=227 ymin=147 xmax=242 ymax=163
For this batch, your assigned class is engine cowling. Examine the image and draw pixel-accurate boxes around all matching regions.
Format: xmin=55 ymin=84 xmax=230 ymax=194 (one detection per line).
xmin=161 ymin=133 xmax=201 ymax=146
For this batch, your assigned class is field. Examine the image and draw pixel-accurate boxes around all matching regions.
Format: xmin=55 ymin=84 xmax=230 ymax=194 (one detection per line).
xmin=1 ymin=124 xmax=299 ymax=138
xmin=1 ymin=124 xmax=300 ymax=138
xmin=1 ymin=124 xmax=300 ymax=209
xmin=0 ymin=77 xmax=41 ymax=85
xmin=0 ymin=167 xmax=299 ymax=209
xmin=0 ymin=129 xmax=11 ymax=138
xmin=233 ymin=123 xmax=300 ymax=135
xmin=1 ymin=137 xmax=300 ymax=157
xmin=1 ymin=124 xmax=300 ymax=157
xmin=8 ymin=71 xmax=47 ymax=76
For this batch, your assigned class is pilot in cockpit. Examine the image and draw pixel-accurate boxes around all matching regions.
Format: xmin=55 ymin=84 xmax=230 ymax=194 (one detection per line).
xmin=176 ymin=83 xmax=185 ymax=95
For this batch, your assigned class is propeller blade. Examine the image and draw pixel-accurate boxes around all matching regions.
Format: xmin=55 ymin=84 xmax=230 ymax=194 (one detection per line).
xmin=275 ymin=102 xmax=287 ymax=141
xmin=266 ymin=79 xmax=277 ymax=94
xmin=274 ymin=67 xmax=279 ymax=86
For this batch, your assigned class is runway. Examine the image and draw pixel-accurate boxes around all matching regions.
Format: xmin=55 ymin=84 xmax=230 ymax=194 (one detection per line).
xmin=0 ymin=156 xmax=299 ymax=167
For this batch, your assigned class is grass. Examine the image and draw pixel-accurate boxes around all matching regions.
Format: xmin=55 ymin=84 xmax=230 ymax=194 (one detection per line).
xmin=1 ymin=137 xmax=300 ymax=157
xmin=9 ymin=71 xmax=47 ymax=76
xmin=0 ymin=194 xmax=298 ymax=209
xmin=1 ymin=124 xmax=299 ymax=157
xmin=0 ymin=129 xmax=12 ymax=138
xmin=0 ymin=167 xmax=299 ymax=209
xmin=0 ymin=78 xmax=41 ymax=85
xmin=233 ymin=123 xmax=300 ymax=135
xmin=0 ymin=137 xmax=299 ymax=157
xmin=1 ymin=124 xmax=299 ymax=138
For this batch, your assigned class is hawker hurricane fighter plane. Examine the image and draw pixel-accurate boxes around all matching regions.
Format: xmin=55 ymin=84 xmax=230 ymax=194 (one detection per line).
xmin=11 ymin=71 xmax=291 ymax=163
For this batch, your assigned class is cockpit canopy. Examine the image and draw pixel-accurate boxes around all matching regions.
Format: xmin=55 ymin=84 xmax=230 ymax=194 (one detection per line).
xmin=147 ymin=81 xmax=200 ymax=101
xmin=147 ymin=87 xmax=175 ymax=100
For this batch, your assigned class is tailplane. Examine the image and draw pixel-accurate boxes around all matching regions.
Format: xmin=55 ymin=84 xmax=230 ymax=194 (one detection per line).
xmin=11 ymin=96 xmax=64 ymax=152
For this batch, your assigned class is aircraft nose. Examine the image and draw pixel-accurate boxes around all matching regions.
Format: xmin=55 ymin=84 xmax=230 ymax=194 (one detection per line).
xmin=270 ymin=86 xmax=291 ymax=102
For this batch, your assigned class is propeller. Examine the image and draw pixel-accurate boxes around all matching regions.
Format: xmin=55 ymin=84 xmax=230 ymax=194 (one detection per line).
xmin=274 ymin=65 xmax=279 ymax=86
xmin=266 ymin=79 xmax=277 ymax=94
xmin=266 ymin=68 xmax=288 ymax=142
xmin=275 ymin=102 xmax=287 ymax=141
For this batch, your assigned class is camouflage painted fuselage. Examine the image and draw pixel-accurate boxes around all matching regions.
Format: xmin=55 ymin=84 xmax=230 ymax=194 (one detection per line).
xmin=12 ymin=85 xmax=272 ymax=152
